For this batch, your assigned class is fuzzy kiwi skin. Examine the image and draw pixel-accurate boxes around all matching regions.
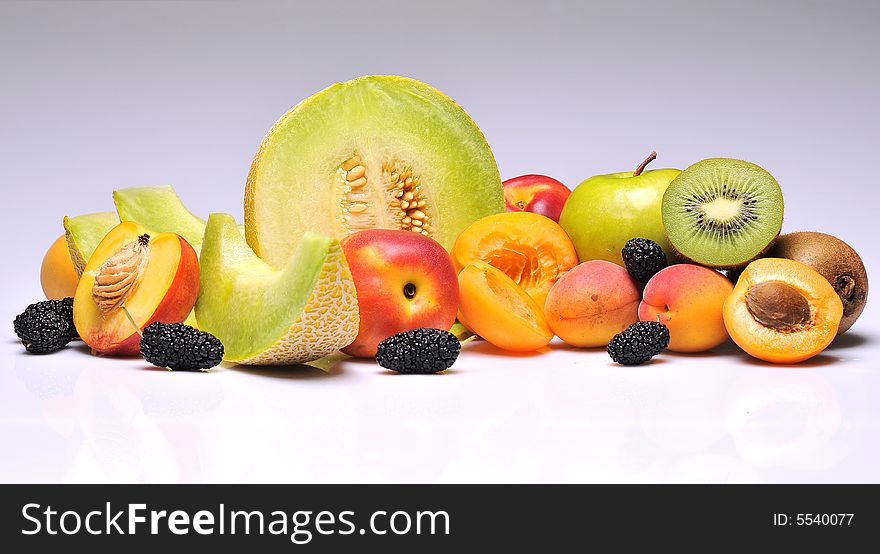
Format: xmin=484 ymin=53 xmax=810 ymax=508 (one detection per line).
xmin=768 ymin=232 xmax=868 ymax=334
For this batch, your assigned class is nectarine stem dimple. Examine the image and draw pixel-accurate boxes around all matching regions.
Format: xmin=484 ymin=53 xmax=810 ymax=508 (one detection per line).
xmin=633 ymin=151 xmax=658 ymax=177
xmin=403 ymin=282 xmax=417 ymax=299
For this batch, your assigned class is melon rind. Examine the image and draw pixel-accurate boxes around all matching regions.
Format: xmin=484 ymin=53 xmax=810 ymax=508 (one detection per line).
xmin=195 ymin=213 xmax=359 ymax=365
xmin=245 ymin=75 xmax=503 ymax=268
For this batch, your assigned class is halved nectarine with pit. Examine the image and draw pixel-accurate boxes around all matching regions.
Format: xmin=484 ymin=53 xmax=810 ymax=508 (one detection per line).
xmin=458 ymin=261 xmax=553 ymax=352
xmin=73 ymin=221 xmax=200 ymax=355
xmin=723 ymin=258 xmax=843 ymax=364
xmin=451 ymin=212 xmax=578 ymax=308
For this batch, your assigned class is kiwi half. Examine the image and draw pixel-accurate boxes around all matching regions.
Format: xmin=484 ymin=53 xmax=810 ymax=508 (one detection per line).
xmin=768 ymin=231 xmax=868 ymax=334
xmin=662 ymin=158 xmax=784 ymax=268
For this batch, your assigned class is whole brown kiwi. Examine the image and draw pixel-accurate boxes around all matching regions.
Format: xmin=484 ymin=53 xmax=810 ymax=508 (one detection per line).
xmin=768 ymin=231 xmax=868 ymax=334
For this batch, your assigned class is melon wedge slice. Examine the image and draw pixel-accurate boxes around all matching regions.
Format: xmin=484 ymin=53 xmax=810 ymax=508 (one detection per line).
xmin=114 ymin=185 xmax=207 ymax=247
xmin=64 ymin=212 xmax=120 ymax=276
xmin=195 ymin=213 xmax=359 ymax=365
xmin=245 ymin=75 xmax=503 ymax=269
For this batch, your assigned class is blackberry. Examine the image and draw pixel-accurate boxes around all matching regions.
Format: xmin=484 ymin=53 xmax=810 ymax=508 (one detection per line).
xmin=55 ymin=297 xmax=77 ymax=338
xmin=140 ymin=322 xmax=223 ymax=371
xmin=13 ymin=300 xmax=75 ymax=353
xmin=375 ymin=328 xmax=460 ymax=374
xmin=607 ymin=321 xmax=670 ymax=365
xmin=622 ymin=238 xmax=667 ymax=283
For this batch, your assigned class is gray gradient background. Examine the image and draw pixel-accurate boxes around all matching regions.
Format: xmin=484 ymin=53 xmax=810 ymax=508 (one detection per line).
xmin=1 ymin=1 xmax=879 ymax=483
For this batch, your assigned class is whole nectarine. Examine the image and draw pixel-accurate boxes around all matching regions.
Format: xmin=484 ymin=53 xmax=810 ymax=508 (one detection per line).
xmin=341 ymin=229 xmax=459 ymax=358
xmin=503 ymin=174 xmax=571 ymax=222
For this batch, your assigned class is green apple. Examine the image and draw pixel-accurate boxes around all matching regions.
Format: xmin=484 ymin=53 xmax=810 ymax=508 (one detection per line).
xmin=559 ymin=152 xmax=680 ymax=266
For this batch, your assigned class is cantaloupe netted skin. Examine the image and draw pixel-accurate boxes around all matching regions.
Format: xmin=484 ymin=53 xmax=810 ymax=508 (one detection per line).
xmin=195 ymin=213 xmax=359 ymax=365
xmin=245 ymin=75 xmax=503 ymax=269
xmin=236 ymin=244 xmax=359 ymax=365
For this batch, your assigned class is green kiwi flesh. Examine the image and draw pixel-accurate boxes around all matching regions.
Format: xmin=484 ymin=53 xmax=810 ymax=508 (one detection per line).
xmin=662 ymin=158 xmax=784 ymax=268
xmin=768 ymin=231 xmax=868 ymax=334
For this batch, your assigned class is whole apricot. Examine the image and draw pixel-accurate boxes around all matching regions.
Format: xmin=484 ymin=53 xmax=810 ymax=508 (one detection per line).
xmin=40 ymin=234 xmax=79 ymax=299
xmin=638 ymin=264 xmax=733 ymax=352
xmin=544 ymin=260 xmax=640 ymax=347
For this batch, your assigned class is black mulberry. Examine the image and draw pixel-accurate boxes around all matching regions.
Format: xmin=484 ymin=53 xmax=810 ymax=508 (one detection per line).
xmin=607 ymin=321 xmax=670 ymax=365
xmin=13 ymin=300 xmax=75 ymax=353
xmin=375 ymin=328 xmax=460 ymax=374
xmin=140 ymin=322 xmax=223 ymax=371
xmin=622 ymin=238 xmax=668 ymax=283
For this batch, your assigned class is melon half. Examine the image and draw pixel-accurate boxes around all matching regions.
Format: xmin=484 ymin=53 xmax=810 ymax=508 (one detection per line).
xmin=195 ymin=213 xmax=359 ymax=365
xmin=245 ymin=75 xmax=504 ymax=268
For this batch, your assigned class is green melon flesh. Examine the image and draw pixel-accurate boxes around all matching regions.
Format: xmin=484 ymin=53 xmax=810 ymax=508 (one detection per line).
xmin=114 ymin=185 xmax=207 ymax=247
xmin=64 ymin=212 xmax=120 ymax=276
xmin=245 ymin=75 xmax=503 ymax=268
xmin=195 ymin=213 xmax=360 ymax=365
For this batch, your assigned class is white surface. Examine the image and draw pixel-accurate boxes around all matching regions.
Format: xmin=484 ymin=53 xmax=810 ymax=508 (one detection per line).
xmin=2 ymin=304 xmax=877 ymax=484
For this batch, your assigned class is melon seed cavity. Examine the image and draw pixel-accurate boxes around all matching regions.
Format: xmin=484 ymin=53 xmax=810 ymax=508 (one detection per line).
xmin=338 ymin=155 xmax=431 ymax=237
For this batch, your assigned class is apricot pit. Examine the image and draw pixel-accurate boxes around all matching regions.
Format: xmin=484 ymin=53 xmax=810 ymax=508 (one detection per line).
xmin=723 ymin=258 xmax=843 ymax=363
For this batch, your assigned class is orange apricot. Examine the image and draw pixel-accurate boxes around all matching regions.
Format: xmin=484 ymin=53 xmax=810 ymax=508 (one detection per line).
xmin=544 ymin=260 xmax=641 ymax=347
xmin=40 ymin=234 xmax=80 ymax=299
xmin=451 ymin=212 xmax=578 ymax=308
xmin=723 ymin=258 xmax=843 ymax=363
xmin=458 ymin=261 xmax=553 ymax=352
xmin=639 ymin=264 xmax=733 ymax=352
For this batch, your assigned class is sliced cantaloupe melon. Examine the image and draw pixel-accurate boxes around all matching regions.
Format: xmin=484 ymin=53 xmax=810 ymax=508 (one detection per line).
xmin=195 ymin=213 xmax=359 ymax=365
xmin=114 ymin=185 xmax=207 ymax=248
xmin=114 ymin=185 xmax=246 ymax=254
xmin=64 ymin=212 xmax=120 ymax=276
xmin=245 ymin=75 xmax=504 ymax=269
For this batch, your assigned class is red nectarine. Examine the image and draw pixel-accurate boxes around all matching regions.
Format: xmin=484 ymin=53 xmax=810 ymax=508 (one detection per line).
xmin=341 ymin=229 xmax=459 ymax=358
xmin=502 ymin=174 xmax=571 ymax=222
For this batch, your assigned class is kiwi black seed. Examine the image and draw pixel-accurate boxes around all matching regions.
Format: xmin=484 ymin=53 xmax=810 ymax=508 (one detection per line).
xmin=768 ymin=231 xmax=868 ymax=334
xmin=662 ymin=158 xmax=784 ymax=268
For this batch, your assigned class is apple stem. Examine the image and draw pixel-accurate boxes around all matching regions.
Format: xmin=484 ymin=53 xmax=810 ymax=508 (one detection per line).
xmin=633 ymin=151 xmax=657 ymax=176
xmin=121 ymin=305 xmax=144 ymax=338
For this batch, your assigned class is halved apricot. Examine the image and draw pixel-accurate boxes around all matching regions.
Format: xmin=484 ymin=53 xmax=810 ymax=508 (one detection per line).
xmin=458 ymin=261 xmax=553 ymax=352
xmin=451 ymin=212 xmax=578 ymax=308
xmin=723 ymin=258 xmax=843 ymax=363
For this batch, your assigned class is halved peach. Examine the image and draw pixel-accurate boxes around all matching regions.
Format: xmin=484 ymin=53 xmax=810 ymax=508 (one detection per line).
xmin=73 ymin=221 xmax=200 ymax=355
xmin=458 ymin=261 xmax=553 ymax=352
xmin=451 ymin=212 xmax=578 ymax=308
xmin=723 ymin=258 xmax=843 ymax=364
